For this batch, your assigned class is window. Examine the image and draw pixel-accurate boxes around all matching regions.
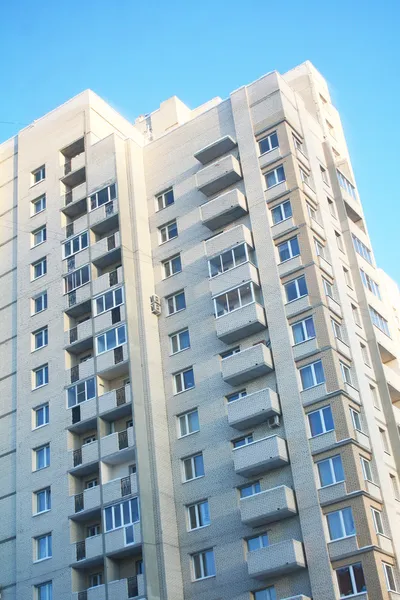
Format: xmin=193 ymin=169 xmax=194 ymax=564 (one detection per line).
xmin=96 ymin=325 xmax=126 ymax=354
xmin=350 ymin=409 xmax=363 ymax=432
xmin=247 ymin=533 xmax=269 ymax=551
xmin=308 ymin=203 xmax=320 ymax=223
xmin=35 ymin=582 xmax=52 ymax=600
xmin=104 ymin=498 xmax=140 ymax=531
xmin=35 ymin=533 xmax=52 ymax=561
xmin=340 ymin=362 xmax=353 ymax=385
xmin=83 ymin=434 xmax=97 ymax=445
xmin=208 ymin=243 xmax=249 ymax=277
xmin=89 ymin=183 xmax=116 ymax=211
xmin=352 ymin=234 xmax=372 ymax=264
xmin=336 ymin=563 xmax=366 ymax=597
xmin=360 ymin=269 xmax=381 ymax=299
xmin=259 ymin=131 xmax=278 ymax=155
xmin=372 ymin=508 xmax=385 ymax=535
xmin=94 ymin=287 xmax=124 ymax=315
xmin=174 ymin=367 xmax=195 ymax=393
xmin=300 ymin=167 xmax=311 ymax=185
xmin=32 ymin=166 xmax=45 ymax=184
xmin=317 ymin=455 xmax=344 ymax=487
xmin=277 ymin=236 xmax=300 ymax=262
xmin=35 ymin=488 xmax=51 ymax=514
xmin=351 ymin=303 xmax=362 ymax=327
xmin=187 ymin=500 xmax=210 ymax=530
xmin=343 ymin=267 xmax=352 ymax=288
xmin=159 ymin=220 xmax=178 ymax=243
xmin=253 ymin=588 xmax=277 ymax=600
xmin=326 ymin=507 xmax=355 ymax=540
xmin=64 ymin=265 xmax=90 ymax=293
xmin=182 ymin=453 xmax=204 ymax=481
xmin=156 ymin=188 xmax=174 ymax=211
xmin=331 ymin=319 xmax=344 ymax=341
xmin=35 ymin=444 xmax=50 ymax=470
xmin=191 ymin=549 xmax=215 ymax=580
xmin=320 ymin=165 xmax=329 ymax=185
xmin=284 ymin=275 xmax=307 ymax=302
xmin=292 ymin=316 xmax=315 ymax=344
xmin=162 ymin=254 xmax=182 ymax=278
xmin=89 ymin=574 xmax=102 ymax=588
xmin=308 ymin=406 xmax=334 ymax=437
xmin=85 ymin=478 xmax=98 ymax=489
xmin=271 ymin=200 xmax=292 ymax=224
xmin=300 ymin=360 xmax=325 ymax=390
xmin=240 ymin=481 xmax=261 ymax=498
xmin=220 ymin=346 xmax=240 ymax=359
xmin=32 ymin=195 xmax=46 ymax=215
xmin=33 ymin=326 xmax=48 ymax=350
xmin=361 ymin=457 xmax=374 ymax=482
xmin=32 ymin=226 xmax=47 ymax=247
xmin=63 ymin=231 xmax=89 ymax=258
xmin=166 ymin=290 xmax=186 ymax=315
xmin=214 ymin=282 xmax=257 ymax=317
xmin=87 ymin=524 xmax=101 ymax=537
xmin=315 ymin=239 xmax=326 ymax=259
xmin=32 ymin=258 xmax=47 ymax=280
xmin=233 ymin=434 xmax=253 ymax=448
xmin=67 ymin=377 xmax=96 ymax=408
xmin=379 ymin=428 xmax=390 ymax=454
xmin=34 ymin=404 xmax=49 ymax=428
xmin=323 ymin=278 xmax=335 ymax=299
xmin=337 ymin=170 xmax=357 ymax=199
xmin=265 ymin=165 xmax=285 ymax=188
xmin=226 ymin=389 xmax=247 ymax=403
xmin=33 ymin=292 xmax=47 ymax=314
xmin=33 ymin=364 xmax=48 ymax=389
xmin=390 ymin=474 xmax=400 ymax=500
xmin=383 ymin=563 xmax=397 ymax=592
xmin=293 ymin=136 xmax=305 ymax=154
xmin=178 ymin=409 xmax=199 ymax=437
xmin=328 ymin=198 xmax=337 ymax=218
xmin=360 ymin=343 xmax=370 ymax=366
xmin=370 ymin=385 xmax=381 ymax=410
xmin=369 ymin=306 xmax=390 ymax=336
xmin=170 ymin=329 xmax=190 ymax=354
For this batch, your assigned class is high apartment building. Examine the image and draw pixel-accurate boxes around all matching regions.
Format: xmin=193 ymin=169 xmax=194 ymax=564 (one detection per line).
xmin=1 ymin=60 xmax=400 ymax=600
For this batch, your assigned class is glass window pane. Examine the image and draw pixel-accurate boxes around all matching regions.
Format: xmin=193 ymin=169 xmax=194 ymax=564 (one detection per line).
xmin=353 ymin=564 xmax=367 ymax=592
xmin=342 ymin=508 xmax=355 ymax=536
xmin=233 ymin=244 xmax=247 ymax=265
xmin=184 ymin=459 xmax=193 ymax=480
xmin=285 ymin=281 xmax=297 ymax=302
xmin=130 ymin=498 xmax=139 ymax=522
xmin=193 ymin=554 xmax=202 ymax=579
xmin=209 ymin=257 xmax=221 ymax=277
xmin=122 ymin=500 xmax=131 ymax=524
xmin=188 ymin=505 xmax=197 ymax=528
xmin=318 ymin=460 xmax=333 ymax=486
xmin=226 ymin=289 xmax=240 ymax=312
xmin=183 ymin=369 xmax=194 ymax=389
xmin=279 ymin=242 xmax=290 ymax=262
xmin=293 ymin=322 xmax=305 ymax=344
xmin=125 ymin=524 xmax=134 ymax=544
xmin=291 ymin=237 xmax=300 ymax=256
xmin=114 ymin=505 xmax=122 ymax=528
xmin=175 ymin=292 xmax=185 ymax=311
xmin=337 ymin=566 xmax=354 ymax=596
xmin=97 ymin=335 xmax=106 ymax=354
xmin=215 ymin=294 xmax=228 ymax=317
xmin=327 ymin=511 xmax=343 ymax=539
xmin=188 ymin=410 xmax=199 ymax=432
xmin=332 ymin=455 xmax=344 ymax=482
xmin=297 ymin=276 xmax=307 ymax=296
xmin=305 ymin=317 xmax=315 ymax=338
xmin=300 ymin=366 xmax=313 ymax=389
xmin=221 ymin=250 xmax=234 ymax=272
xmin=239 ymin=283 xmax=253 ymax=306
xmin=322 ymin=406 xmax=334 ymax=431
xmin=204 ymin=550 xmax=215 ymax=576
xmin=314 ymin=361 xmax=325 ymax=384
xmin=106 ymin=328 xmax=116 ymax=349
xmin=194 ymin=454 xmax=204 ymax=477
xmin=309 ymin=411 xmax=323 ymax=436
xmin=180 ymin=330 xmax=190 ymax=350
xmin=199 ymin=501 xmax=210 ymax=526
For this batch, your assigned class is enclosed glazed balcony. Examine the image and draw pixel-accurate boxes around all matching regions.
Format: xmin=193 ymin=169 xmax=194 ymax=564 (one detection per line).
xmin=91 ymin=232 xmax=121 ymax=269
xmin=227 ymin=387 xmax=280 ymax=430
xmin=201 ymin=188 xmax=248 ymax=230
xmin=247 ymin=539 xmax=306 ymax=579
xmin=108 ymin=574 xmax=145 ymax=599
xmin=89 ymin=199 xmax=119 ymax=235
xmin=196 ymin=154 xmax=242 ymax=196
xmin=194 ymin=135 xmax=237 ymax=164
xmin=384 ymin=364 xmax=400 ymax=403
xmin=233 ymin=435 xmax=289 ymax=477
xmin=102 ymin=473 xmax=138 ymax=505
xmin=210 ymin=262 xmax=260 ymax=298
xmin=240 ymin=485 xmax=297 ymax=526
xmin=105 ymin=522 xmax=142 ymax=556
xmin=100 ymin=427 xmax=135 ymax=463
xmin=222 ymin=344 xmax=273 ymax=386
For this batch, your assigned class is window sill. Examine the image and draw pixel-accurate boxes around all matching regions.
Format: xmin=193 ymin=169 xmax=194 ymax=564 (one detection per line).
xmin=170 ymin=346 xmax=191 ymax=357
xmin=259 ymin=147 xmax=278 ymax=158
xmin=188 ymin=523 xmax=211 ymax=532
xmin=279 ymin=254 xmax=300 ymax=265
xmin=178 ymin=430 xmax=200 ymax=440
xmin=285 ymin=293 xmax=308 ymax=305
xmin=34 ymin=465 xmax=50 ymax=472
xmin=31 ymin=274 xmax=47 ymax=282
xmin=32 ymin=308 xmax=47 ymax=316
xmin=32 ymin=383 xmax=49 ymax=391
xmin=32 ymin=345 xmax=48 ymax=354
xmin=292 ymin=336 xmax=316 ymax=347
xmin=33 ymin=556 xmax=52 ymax=564
xmin=174 ymin=386 xmax=195 ymax=396
xmin=32 ymin=240 xmax=46 ymax=250
xmin=318 ymin=480 xmax=345 ymax=490
xmin=264 ymin=180 xmax=286 ymax=192
xmin=30 ymin=179 xmax=45 ymax=189
xmin=166 ymin=308 xmax=186 ymax=318
xmin=159 ymin=235 xmax=178 ymax=246
xmin=33 ymin=423 xmax=49 ymax=431
xmin=31 ymin=209 xmax=46 ymax=218
xmin=162 ymin=271 xmax=182 ymax=281
xmin=272 ymin=215 xmax=292 ymax=227
xmin=183 ymin=475 xmax=205 ymax=484
xmin=33 ymin=509 xmax=51 ymax=517
xmin=302 ymin=382 xmax=326 ymax=392
xmin=309 ymin=428 xmax=334 ymax=439
xmin=328 ymin=534 xmax=356 ymax=543
xmin=192 ymin=575 xmax=216 ymax=583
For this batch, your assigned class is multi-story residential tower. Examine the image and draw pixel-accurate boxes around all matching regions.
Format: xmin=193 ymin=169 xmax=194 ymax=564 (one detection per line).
xmin=0 ymin=61 xmax=399 ymax=600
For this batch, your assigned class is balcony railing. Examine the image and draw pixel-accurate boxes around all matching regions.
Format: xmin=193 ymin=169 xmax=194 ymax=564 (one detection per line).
xmin=119 ymin=429 xmax=129 ymax=450
xmin=127 ymin=576 xmax=138 ymax=598
xmin=73 ymin=448 xmax=83 ymax=467
xmin=74 ymin=493 xmax=84 ymax=513
xmin=76 ymin=540 xmax=86 ymax=561
xmin=121 ymin=476 xmax=132 ymax=497
xmin=78 ymin=592 xmax=87 ymax=600
xmin=116 ymin=386 xmax=126 ymax=406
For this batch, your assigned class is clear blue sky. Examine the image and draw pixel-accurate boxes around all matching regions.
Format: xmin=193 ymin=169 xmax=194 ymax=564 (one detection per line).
xmin=1 ymin=0 xmax=399 ymax=281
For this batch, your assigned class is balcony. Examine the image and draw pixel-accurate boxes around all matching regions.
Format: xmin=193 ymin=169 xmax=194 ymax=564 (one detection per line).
xmin=200 ymin=188 xmax=248 ymax=230
xmin=383 ymin=364 xmax=400 ymax=403
xmin=328 ymin=535 xmax=358 ymax=560
xmin=300 ymin=383 xmax=327 ymax=406
xmin=108 ymin=574 xmax=145 ymax=599
xmin=196 ymin=154 xmax=242 ymax=196
xmin=94 ymin=305 xmax=126 ymax=335
xmin=278 ymin=255 xmax=302 ymax=278
xmin=327 ymin=295 xmax=342 ymax=318
xmin=271 ymin=217 xmax=296 ymax=240
xmin=318 ymin=481 xmax=347 ymax=505
xmin=69 ymin=485 xmax=101 ymax=519
xmin=64 ymin=284 xmax=91 ymax=317
xmin=233 ymin=435 xmax=289 ymax=477
xmin=308 ymin=216 xmax=325 ymax=240
xmin=72 ymin=586 xmax=106 ymax=600
xmin=96 ymin=343 xmax=129 ymax=379
xmin=71 ymin=534 xmax=103 ymax=565
xmin=103 ymin=473 xmax=138 ymax=505
xmin=265 ymin=181 xmax=287 ymax=203
xmin=247 ymin=539 xmax=306 ymax=579
xmin=284 ymin=295 xmax=310 ymax=318
xmin=210 ymin=262 xmax=260 ymax=298
xmin=318 ymin=255 xmax=333 ymax=278
xmin=65 ymin=357 xmax=95 ymax=386
xmin=205 ymin=224 xmax=253 ymax=258
xmin=340 ymin=186 xmax=362 ymax=222
xmin=374 ymin=327 xmax=397 ymax=363
xmin=65 ymin=319 xmax=93 ymax=353
xmin=227 ymin=387 xmax=280 ymax=430
xmin=105 ymin=522 xmax=142 ymax=555
xmin=89 ymin=199 xmax=119 ymax=235
xmin=302 ymin=180 xmax=316 ymax=203
xmin=63 ymin=213 xmax=87 ymax=238
xmin=68 ymin=440 xmax=99 ymax=474
xmin=215 ymin=302 xmax=267 ymax=344
xmin=92 ymin=267 xmax=123 ymax=297
xmin=63 ymin=249 xmax=90 ymax=274
xmin=61 ymin=182 xmax=87 ymax=217
xmin=240 ymin=485 xmax=297 ymax=526
xmin=91 ymin=232 xmax=121 ymax=269
xmin=194 ymin=135 xmax=237 ymax=164
xmin=292 ymin=337 xmax=319 ymax=361
xmin=100 ymin=427 xmax=135 ymax=463
xmin=61 ymin=153 xmax=85 ymax=187
xmin=68 ymin=399 xmax=97 ymax=432
xmin=222 ymin=344 xmax=273 ymax=386
xmin=99 ymin=384 xmax=132 ymax=419
xmin=259 ymin=147 xmax=281 ymax=170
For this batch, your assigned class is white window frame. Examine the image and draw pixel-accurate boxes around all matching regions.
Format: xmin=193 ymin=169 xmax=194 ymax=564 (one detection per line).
xmin=178 ymin=409 xmax=199 ymax=438
xmin=352 ymin=233 xmax=372 ymax=264
xmin=35 ymin=582 xmax=52 ymax=600
xmin=162 ymin=254 xmax=182 ymax=278
xmin=291 ymin=316 xmax=315 ymax=345
xmin=336 ymin=563 xmax=366 ymax=597
xmin=89 ymin=183 xmax=116 ymax=211
xmin=32 ymin=291 xmax=48 ymax=315
xmin=379 ymin=427 xmax=390 ymax=454
xmin=340 ymin=362 xmax=352 ymax=385
xmin=326 ymin=507 xmax=355 ymax=541
xmin=293 ymin=135 xmax=306 ymax=154
xmin=32 ymin=258 xmax=47 ymax=280
xmin=166 ymin=290 xmax=186 ymax=315
xmin=383 ymin=563 xmax=397 ymax=592
xmin=226 ymin=389 xmax=247 ymax=403
xmin=337 ymin=170 xmax=357 ymax=199
xmin=317 ymin=455 xmax=344 ymax=487
xmin=271 ymin=199 xmax=292 ymax=224
xmin=33 ymin=326 xmax=48 ymax=350
xmin=320 ymin=165 xmax=329 ymax=185
xmin=32 ymin=195 xmax=46 ymax=215
xmin=94 ymin=286 xmax=124 ymax=315
xmin=33 ymin=364 xmax=49 ymax=389
xmin=89 ymin=573 xmax=102 ymax=588
xmin=35 ymin=444 xmax=50 ymax=470
xmin=258 ymin=131 xmax=279 ymax=155
xmin=323 ymin=277 xmax=335 ymax=299
xmin=208 ymin=243 xmax=250 ymax=278
xmin=372 ymin=508 xmax=385 ymax=535
xmin=300 ymin=167 xmax=311 ymax=185
xmin=63 ymin=264 xmax=90 ymax=294
xmin=187 ymin=500 xmax=210 ymax=531
xmin=213 ymin=282 xmax=257 ymax=318
xmin=174 ymin=367 xmax=195 ymax=394
xmin=34 ymin=404 xmax=49 ymax=429
xmin=159 ymin=219 xmax=178 ymax=244
xmin=32 ymin=165 xmax=45 ymax=185
xmin=239 ymin=481 xmax=261 ymax=498
xmin=170 ymin=328 xmax=190 ymax=354
xmin=360 ymin=269 xmax=381 ymax=299
xmin=265 ymin=165 xmax=285 ymax=189
xmin=284 ymin=275 xmax=308 ymax=303
xmin=182 ymin=453 xmax=204 ymax=482
xmin=352 ymin=304 xmax=362 ymax=327
xmin=390 ymin=474 xmax=400 ymax=500
xmin=299 ymin=360 xmax=325 ymax=390
xmin=328 ymin=198 xmax=337 ymax=218
xmin=277 ymin=236 xmax=300 ymax=263
xmin=95 ymin=324 xmax=126 ymax=355
xmin=63 ymin=231 xmax=89 ymax=259
xmin=247 ymin=533 xmax=269 ymax=551
xmin=191 ymin=549 xmax=215 ymax=581
xmin=67 ymin=377 xmax=96 ymax=408
xmin=315 ymin=238 xmax=326 ymax=259
xmin=307 ymin=406 xmax=334 ymax=437
xmin=369 ymin=306 xmax=390 ymax=336
xmin=331 ymin=318 xmax=344 ymax=341
xmin=220 ymin=346 xmax=240 ymax=359
xmin=350 ymin=409 xmax=363 ymax=432
xmin=156 ymin=188 xmax=174 ymax=211
xmin=104 ymin=497 xmax=140 ymax=531
xmin=32 ymin=226 xmax=47 ymax=247
xmin=232 ymin=434 xmax=253 ymax=448
xmin=361 ymin=457 xmax=374 ymax=482
xmin=35 ymin=487 xmax=51 ymax=514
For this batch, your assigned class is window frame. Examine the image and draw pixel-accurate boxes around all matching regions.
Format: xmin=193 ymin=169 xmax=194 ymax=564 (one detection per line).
xmin=307 ymin=405 xmax=334 ymax=437
xmin=158 ymin=219 xmax=178 ymax=244
xmin=187 ymin=499 xmax=210 ymax=531
xmin=271 ymin=200 xmax=292 ymax=225
xmin=104 ymin=497 xmax=140 ymax=532
xmin=170 ymin=328 xmax=191 ymax=354
xmin=371 ymin=508 xmax=385 ymax=535
xmin=174 ymin=367 xmax=195 ymax=394
xmin=337 ymin=170 xmax=357 ymax=199
xmin=35 ymin=581 xmax=52 ymax=600
xmin=191 ymin=548 xmax=216 ymax=581
xmin=226 ymin=389 xmax=247 ymax=403
xmin=239 ymin=481 xmax=261 ymax=498
xmin=32 ymin=194 xmax=46 ymax=215
xmin=360 ymin=269 xmax=381 ymax=299
xmin=156 ymin=188 xmax=174 ymax=211
xmin=352 ymin=233 xmax=372 ymax=264
xmin=284 ymin=275 xmax=308 ymax=303
xmin=63 ymin=230 xmax=89 ymax=259
xmin=95 ymin=324 xmax=126 ymax=355
xmin=277 ymin=236 xmax=300 ymax=263
xmin=361 ymin=457 xmax=374 ymax=482
xmin=32 ymin=291 xmax=48 ymax=315
xmin=331 ymin=318 xmax=344 ymax=341
xmin=291 ymin=316 xmax=316 ymax=345
xmin=35 ymin=487 xmax=51 ymax=515
xmin=247 ymin=533 xmax=269 ymax=552
xmin=89 ymin=183 xmax=116 ymax=212
xmin=350 ymin=409 xmax=363 ymax=432
xmin=94 ymin=286 xmax=124 ymax=315
xmin=336 ymin=562 xmax=366 ymax=597
xmin=299 ymin=360 xmax=325 ymax=390
xmin=182 ymin=453 xmax=204 ymax=482
xmin=340 ymin=362 xmax=353 ymax=385
xmin=33 ymin=326 xmax=48 ymax=351
xmin=35 ymin=444 xmax=50 ymax=471
xmin=33 ymin=364 xmax=49 ymax=389
xmin=162 ymin=254 xmax=182 ymax=278
xmin=166 ymin=290 xmax=186 ymax=315
xmin=265 ymin=165 xmax=285 ymax=189
xmin=32 ymin=258 xmax=47 ymax=280
xmin=326 ymin=507 xmax=356 ymax=541
xmin=34 ymin=404 xmax=49 ymax=429
xmin=32 ymin=226 xmax=47 ymax=248
xmin=208 ymin=243 xmax=251 ymax=278
xmin=369 ymin=306 xmax=390 ymax=337
xmin=32 ymin=165 xmax=46 ymax=185
xmin=383 ymin=563 xmax=397 ymax=592
xmin=258 ymin=131 xmax=279 ymax=155
xmin=63 ymin=264 xmax=90 ymax=294
xmin=67 ymin=377 xmax=96 ymax=408
xmin=178 ymin=408 xmax=199 ymax=438
xmin=213 ymin=281 xmax=258 ymax=318
xmin=35 ymin=533 xmax=52 ymax=561
xmin=316 ymin=454 xmax=345 ymax=487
